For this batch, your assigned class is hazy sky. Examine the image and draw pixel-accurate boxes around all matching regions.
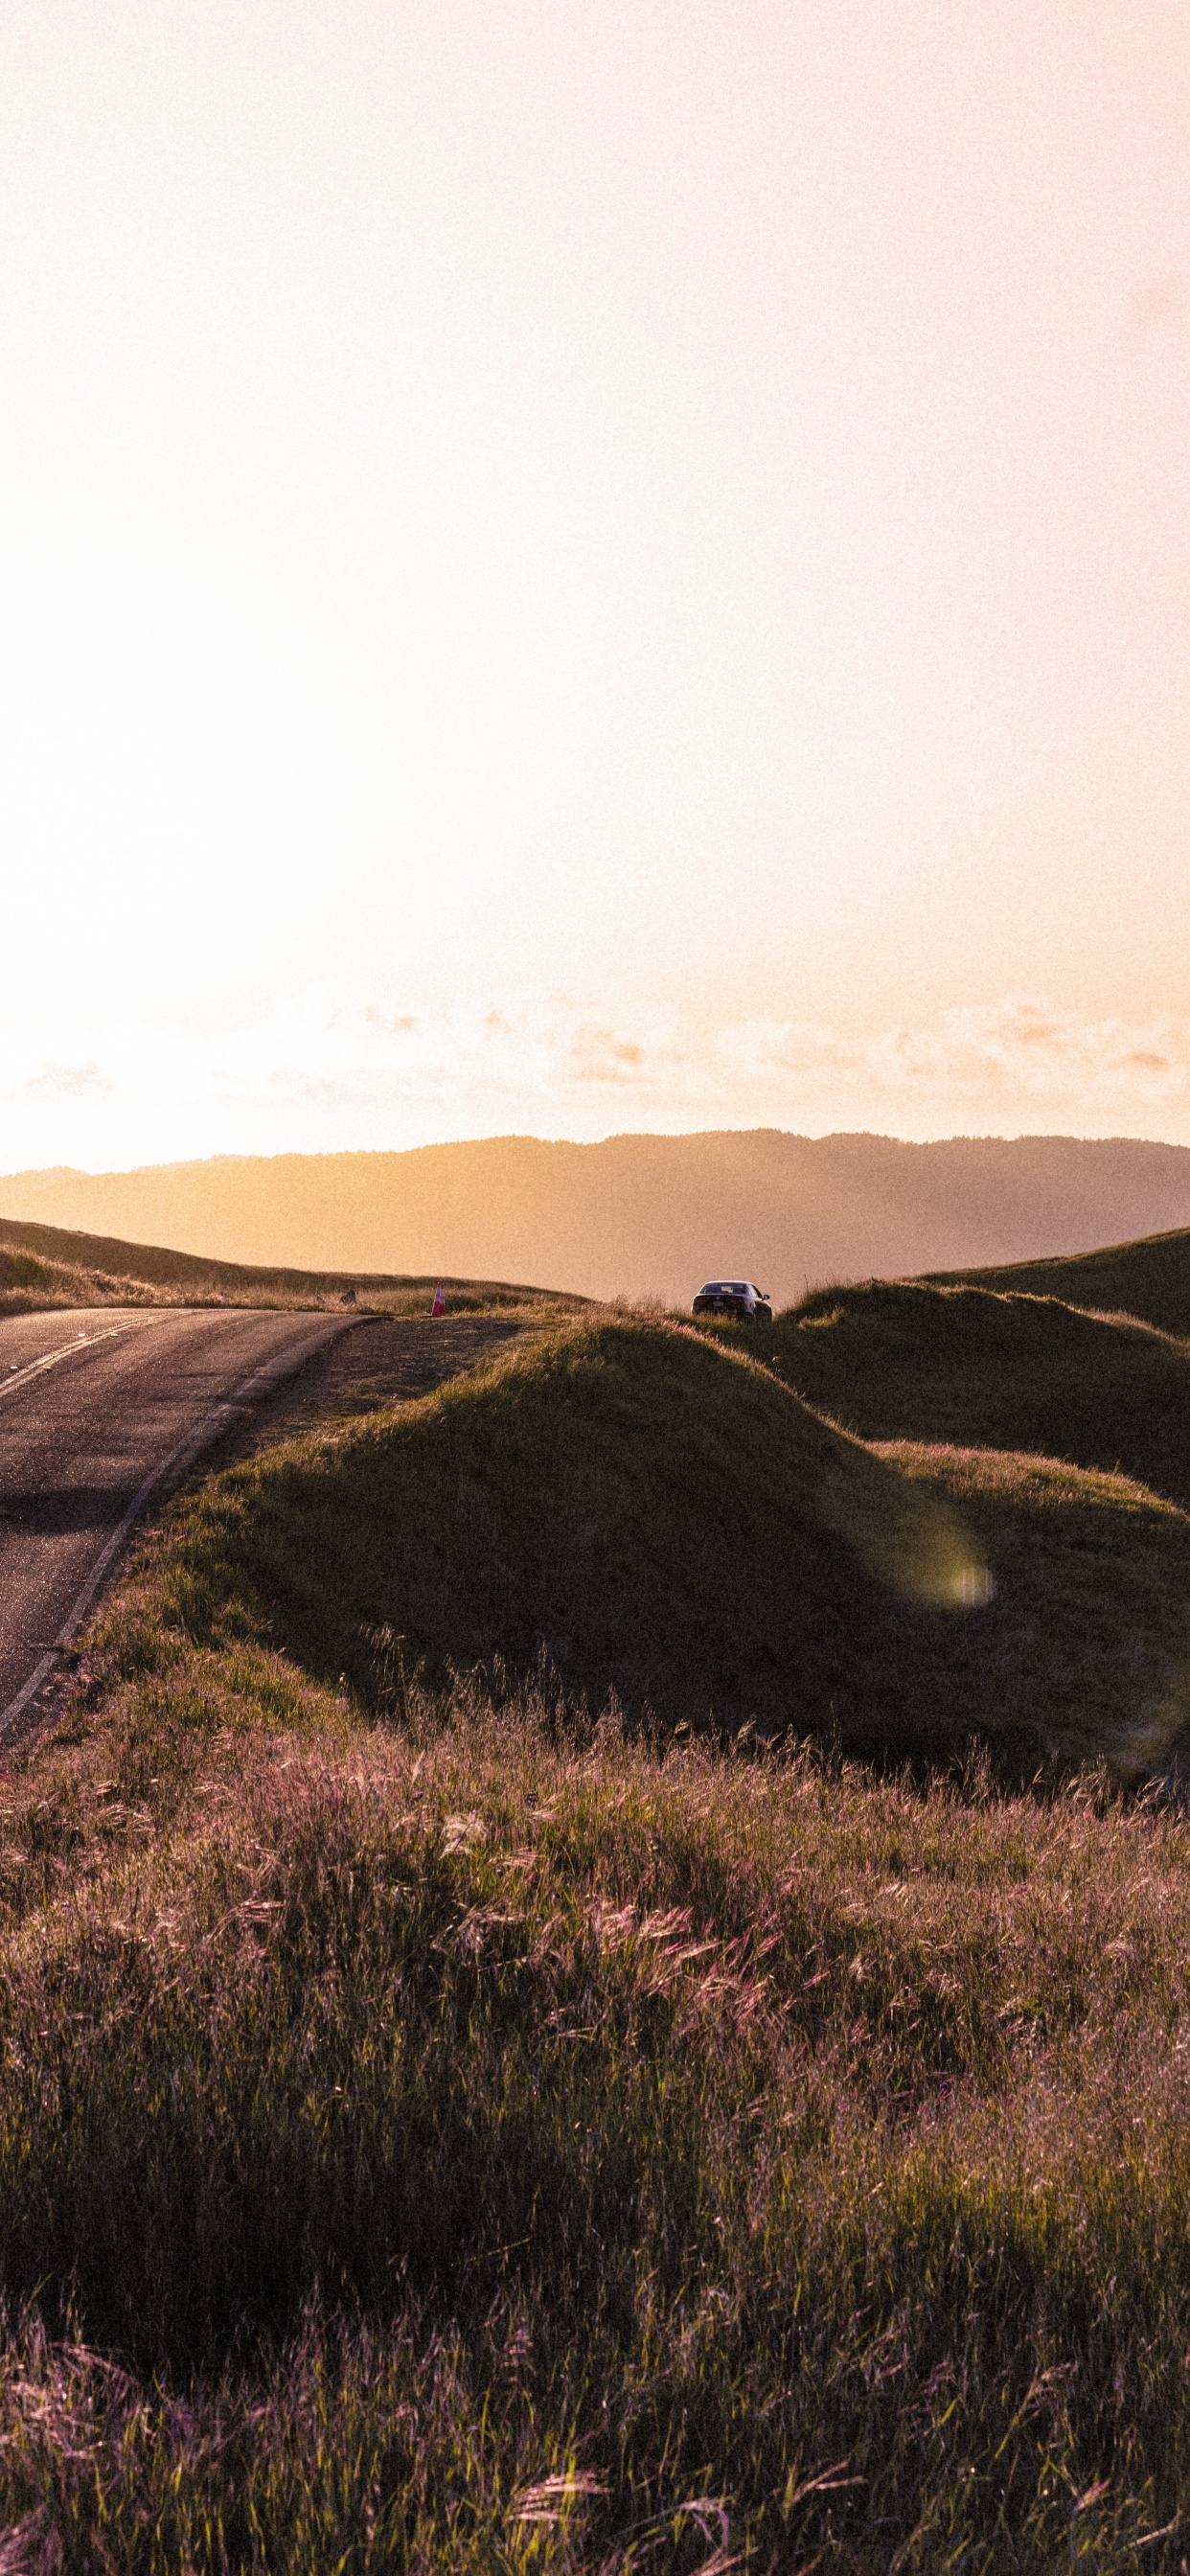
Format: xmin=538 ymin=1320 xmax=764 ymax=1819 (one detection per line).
xmin=2 ymin=2 xmax=1188 ymax=1167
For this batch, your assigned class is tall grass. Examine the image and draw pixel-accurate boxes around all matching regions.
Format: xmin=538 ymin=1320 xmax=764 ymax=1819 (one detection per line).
xmin=3 ymin=1606 xmax=1190 ymax=2565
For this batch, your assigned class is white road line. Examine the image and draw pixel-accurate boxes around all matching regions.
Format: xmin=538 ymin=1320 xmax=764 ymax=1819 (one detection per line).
xmin=0 ymin=1319 xmax=353 ymax=1744
xmin=0 ymin=1319 xmax=160 ymax=1407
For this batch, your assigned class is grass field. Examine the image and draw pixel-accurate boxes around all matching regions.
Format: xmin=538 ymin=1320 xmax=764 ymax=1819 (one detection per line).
xmin=0 ymin=1214 xmax=579 ymax=1319
xmin=6 ymin=1300 xmax=1190 ymax=2565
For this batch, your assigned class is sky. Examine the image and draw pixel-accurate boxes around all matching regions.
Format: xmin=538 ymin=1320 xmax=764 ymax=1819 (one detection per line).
xmin=1 ymin=1 xmax=1188 ymax=1170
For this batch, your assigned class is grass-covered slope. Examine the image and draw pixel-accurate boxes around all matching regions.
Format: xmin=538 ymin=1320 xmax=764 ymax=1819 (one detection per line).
xmin=927 ymin=1220 xmax=1190 ymax=1335
xmin=149 ymin=1316 xmax=980 ymax=1757
xmin=137 ymin=1314 xmax=1190 ymax=1780
xmin=884 ymin=1443 xmax=1190 ymax=1778
xmin=0 ymin=1213 xmax=575 ymax=1317
xmin=757 ymin=1278 xmax=1190 ymax=1512
xmin=10 ymin=1307 xmax=1190 ymax=2560
xmin=6 ymin=1632 xmax=1190 ymax=2562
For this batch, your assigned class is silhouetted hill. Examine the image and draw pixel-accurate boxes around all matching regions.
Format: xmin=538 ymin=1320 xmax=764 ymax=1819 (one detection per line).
xmin=4 ymin=1132 xmax=1190 ymax=1307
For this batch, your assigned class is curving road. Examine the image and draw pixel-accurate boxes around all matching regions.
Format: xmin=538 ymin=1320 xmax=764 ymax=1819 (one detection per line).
xmin=0 ymin=1306 xmax=356 ymax=1744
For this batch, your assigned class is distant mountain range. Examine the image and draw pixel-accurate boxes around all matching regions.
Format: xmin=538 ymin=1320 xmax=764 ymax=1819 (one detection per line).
xmin=4 ymin=1132 xmax=1190 ymax=1309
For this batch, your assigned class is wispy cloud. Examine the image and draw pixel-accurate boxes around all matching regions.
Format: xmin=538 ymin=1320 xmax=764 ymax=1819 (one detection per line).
xmin=569 ymin=1024 xmax=650 ymax=1084
xmin=1 ymin=992 xmax=1189 ymax=1170
xmin=862 ymin=998 xmax=1188 ymax=1106
xmin=731 ymin=998 xmax=1190 ymax=1117
xmin=21 ymin=1061 xmax=114 ymax=1099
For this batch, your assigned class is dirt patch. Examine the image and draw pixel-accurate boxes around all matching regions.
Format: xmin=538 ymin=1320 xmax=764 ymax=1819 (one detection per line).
xmin=205 ymin=1314 xmax=531 ymax=1468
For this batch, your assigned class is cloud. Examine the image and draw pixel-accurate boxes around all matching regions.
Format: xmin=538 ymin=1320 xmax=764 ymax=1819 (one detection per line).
xmin=3 ymin=990 xmax=1190 ymax=1167
xmin=570 ymin=1024 xmax=649 ymax=1084
xmin=895 ymin=999 xmax=1190 ymax=1102
xmin=199 ymin=990 xmax=1190 ymax=1143
xmin=21 ymin=1061 xmax=113 ymax=1098
xmin=731 ymin=998 xmax=1190 ymax=1118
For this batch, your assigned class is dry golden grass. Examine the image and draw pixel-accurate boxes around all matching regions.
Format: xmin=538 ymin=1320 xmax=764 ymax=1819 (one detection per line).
xmin=2 ymin=1628 xmax=1190 ymax=2566
xmin=2 ymin=1302 xmax=1190 ymax=2564
xmin=0 ymin=1217 xmax=580 ymax=1319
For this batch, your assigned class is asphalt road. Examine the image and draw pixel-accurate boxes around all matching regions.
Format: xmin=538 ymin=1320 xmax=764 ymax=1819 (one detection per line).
xmin=0 ymin=1306 xmax=355 ymax=1743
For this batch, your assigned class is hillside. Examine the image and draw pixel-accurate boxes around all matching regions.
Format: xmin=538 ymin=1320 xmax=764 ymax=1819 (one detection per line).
xmin=759 ymin=1278 xmax=1190 ymax=1510
xmin=933 ymin=1220 xmax=1190 ymax=1335
xmin=144 ymin=1313 xmax=1190 ymax=1782
xmin=0 ymin=1214 xmax=576 ymax=1318
xmin=6 ymin=1309 xmax=1190 ymax=2560
xmin=3 ymin=1315 xmax=1190 ymax=2561
xmin=6 ymin=1129 xmax=1190 ymax=1305
xmin=10 ymin=1667 xmax=1190 ymax=2566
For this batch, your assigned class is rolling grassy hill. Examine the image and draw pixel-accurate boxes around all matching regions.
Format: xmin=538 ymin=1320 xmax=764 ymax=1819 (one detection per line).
xmin=5 ymin=1300 xmax=1190 ymax=2559
xmin=931 ymin=1219 xmax=1190 ymax=1335
xmin=0 ymin=1213 xmax=577 ymax=1318
xmin=755 ymin=1277 xmax=1190 ymax=1510
xmin=9 ymin=1214 xmax=1190 ymax=2564
xmin=126 ymin=1312 xmax=1190 ymax=1783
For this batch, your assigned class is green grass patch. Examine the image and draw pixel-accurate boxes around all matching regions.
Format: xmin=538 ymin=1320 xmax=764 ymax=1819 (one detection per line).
xmin=124 ymin=1312 xmax=1017 ymax=1766
xmin=881 ymin=1441 xmax=1190 ymax=1775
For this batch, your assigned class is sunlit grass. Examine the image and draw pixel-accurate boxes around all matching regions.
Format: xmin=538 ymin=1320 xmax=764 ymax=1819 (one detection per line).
xmin=0 ymin=1223 xmax=580 ymax=1319
xmin=3 ymin=1629 xmax=1190 ymax=2566
xmin=929 ymin=1220 xmax=1190 ymax=1338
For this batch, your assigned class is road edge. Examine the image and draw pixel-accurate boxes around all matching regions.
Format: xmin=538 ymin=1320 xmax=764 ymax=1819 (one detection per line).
xmin=0 ymin=1315 xmax=362 ymax=1749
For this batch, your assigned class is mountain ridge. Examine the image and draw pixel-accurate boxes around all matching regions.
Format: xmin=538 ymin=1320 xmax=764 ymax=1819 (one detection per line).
xmin=5 ymin=1129 xmax=1190 ymax=1308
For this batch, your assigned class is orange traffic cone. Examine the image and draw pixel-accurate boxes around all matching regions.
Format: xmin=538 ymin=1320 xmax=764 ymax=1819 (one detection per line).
xmin=431 ymin=1282 xmax=446 ymax=1317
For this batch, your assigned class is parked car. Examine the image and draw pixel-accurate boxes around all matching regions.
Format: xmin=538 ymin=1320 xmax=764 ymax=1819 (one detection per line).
xmin=692 ymin=1279 xmax=772 ymax=1323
